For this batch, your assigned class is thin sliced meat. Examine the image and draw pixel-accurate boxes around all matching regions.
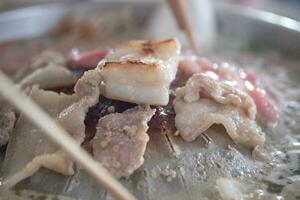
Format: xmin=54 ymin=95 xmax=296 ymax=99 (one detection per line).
xmin=3 ymin=150 xmax=74 ymax=189
xmin=74 ymin=68 xmax=102 ymax=97
xmin=57 ymin=92 xmax=99 ymax=143
xmin=174 ymin=98 xmax=265 ymax=148
xmin=2 ymin=68 xmax=102 ymax=188
xmin=60 ymin=69 xmax=102 ymax=143
xmin=179 ymin=56 xmax=279 ymax=123
xmin=2 ymin=87 xmax=79 ymax=187
xmin=174 ymin=73 xmax=265 ymax=148
xmin=30 ymin=51 xmax=66 ymax=69
xmin=13 ymin=51 xmax=66 ymax=82
xmin=92 ymin=106 xmax=155 ymax=178
xmin=176 ymin=73 xmax=256 ymax=119
xmin=19 ymin=63 xmax=78 ymax=89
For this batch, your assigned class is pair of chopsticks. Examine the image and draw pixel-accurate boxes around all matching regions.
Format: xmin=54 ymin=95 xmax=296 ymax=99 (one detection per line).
xmin=0 ymin=1 xmax=195 ymax=200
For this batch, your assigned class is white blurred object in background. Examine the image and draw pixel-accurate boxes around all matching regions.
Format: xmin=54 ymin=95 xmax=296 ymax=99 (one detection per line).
xmin=150 ymin=0 xmax=216 ymax=52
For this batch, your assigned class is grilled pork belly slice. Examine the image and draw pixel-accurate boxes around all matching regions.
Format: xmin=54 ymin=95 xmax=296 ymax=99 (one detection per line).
xmin=174 ymin=73 xmax=265 ymax=148
xmin=92 ymin=106 xmax=155 ymax=178
xmin=99 ymin=38 xmax=181 ymax=105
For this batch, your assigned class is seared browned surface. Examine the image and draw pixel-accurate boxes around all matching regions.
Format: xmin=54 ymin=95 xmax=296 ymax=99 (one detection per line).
xmin=103 ymin=61 xmax=157 ymax=69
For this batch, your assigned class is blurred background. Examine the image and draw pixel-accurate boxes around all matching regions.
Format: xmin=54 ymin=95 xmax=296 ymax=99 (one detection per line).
xmin=0 ymin=0 xmax=299 ymax=76
xmin=0 ymin=0 xmax=300 ymax=21
xmin=0 ymin=0 xmax=299 ymax=48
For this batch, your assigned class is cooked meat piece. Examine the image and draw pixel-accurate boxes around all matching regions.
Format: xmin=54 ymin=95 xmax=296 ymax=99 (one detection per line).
xmin=2 ymin=88 xmax=78 ymax=188
xmin=30 ymin=50 xmax=66 ymax=69
xmin=13 ymin=51 xmax=66 ymax=82
xmin=3 ymin=66 xmax=103 ymax=188
xmin=174 ymin=73 xmax=265 ymax=148
xmin=57 ymin=93 xmax=99 ymax=143
xmin=179 ymin=56 xmax=279 ymax=123
xmin=99 ymin=38 xmax=181 ymax=105
xmin=19 ymin=63 xmax=78 ymax=89
xmin=0 ymin=103 xmax=16 ymax=147
xmin=92 ymin=106 xmax=155 ymax=178
xmin=74 ymin=68 xmax=102 ymax=97
xmin=174 ymin=99 xmax=265 ymax=148
xmin=2 ymin=73 xmax=101 ymax=188
xmin=58 ymin=70 xmax=101 ymax=143
xmin=176 ymin=73 xmax=256 ymax=119
xmin=4 ymin=150 xmax=74 ymax=189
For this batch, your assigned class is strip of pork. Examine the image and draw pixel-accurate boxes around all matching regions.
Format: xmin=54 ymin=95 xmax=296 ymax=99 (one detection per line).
xmin=92 ymin=106 xmax=155 ymax=178
xmin=174 ymin=73 xmax=265 ymax=148
xmin=99 ymin=38 xmax=181 ymax=105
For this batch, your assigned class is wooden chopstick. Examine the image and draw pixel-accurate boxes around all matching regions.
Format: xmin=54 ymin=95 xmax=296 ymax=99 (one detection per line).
xmin=0 ymin=71 xmax=136 ymax=200
xmin=167 ymin=0 xmax=200 ymax=54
